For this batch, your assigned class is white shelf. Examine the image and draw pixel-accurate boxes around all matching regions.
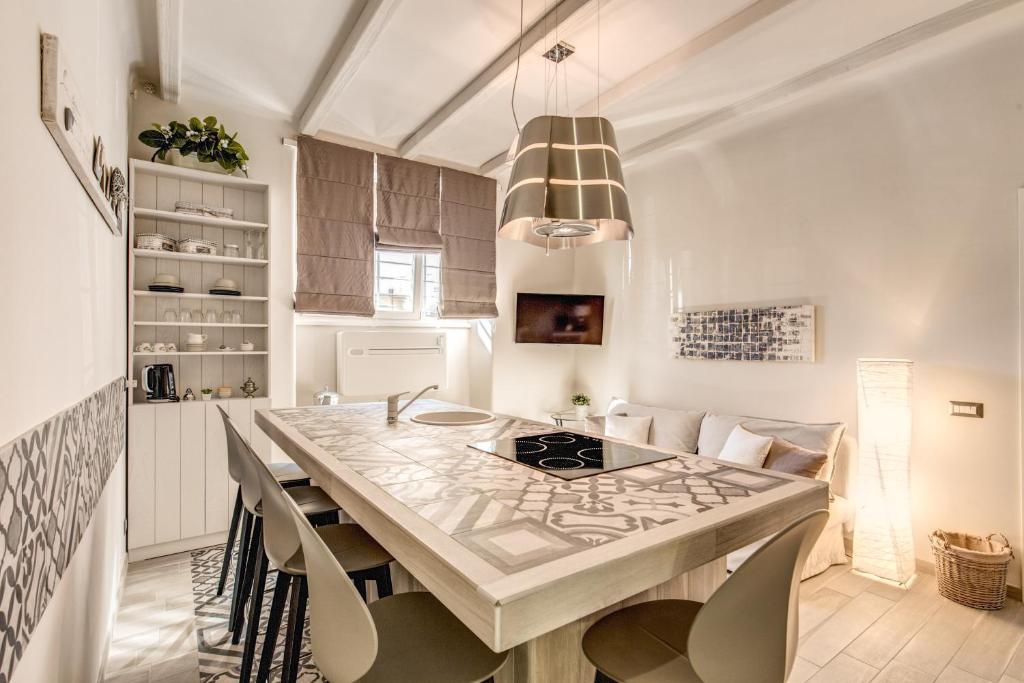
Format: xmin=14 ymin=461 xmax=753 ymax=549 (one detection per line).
xmin=133 ymin=290 xmax=269 ymax=302
xmin=134 ymin=351 xmax=268 ymax=356
xmin=130 ymin=158 xmax=270 ymax=190
xmin=133 ymin=249 xmax=268 ymax=267
xmin=130 ymin=395 xmax=268 ymax=406
xmin=134 ymin=207 xmax=268 ymax=231
xmin=134 ymin=322 xmax=268 ymax=328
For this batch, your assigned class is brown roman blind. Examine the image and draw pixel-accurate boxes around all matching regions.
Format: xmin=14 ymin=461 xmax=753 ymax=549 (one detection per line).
xmin=439 ymin=168 xmax=498 ymax=318
xmin=295 ymin=136 xmax=375 ymax=316
xmin=376 ymin=154 xmax=442 ymax=252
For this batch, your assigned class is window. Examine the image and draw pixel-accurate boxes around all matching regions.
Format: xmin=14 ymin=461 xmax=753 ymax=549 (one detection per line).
xmin=374 ymin=250 xmax=441 ymax=320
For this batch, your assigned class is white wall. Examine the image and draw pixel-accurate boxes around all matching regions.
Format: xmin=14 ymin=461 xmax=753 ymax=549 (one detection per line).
xmin=491 ymin=240 xmax=579 ymax=421
xmin=295 ymin=323 xmax=478 ymax=406
xmin=0 ymin=0 xmax=140 ymax=679
xmin=572 ymin=19 xmax=1024 ymax=583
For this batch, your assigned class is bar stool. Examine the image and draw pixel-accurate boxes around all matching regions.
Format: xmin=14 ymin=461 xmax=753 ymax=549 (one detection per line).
xmin=581 ymin=509 xmax=828 ymax=683
xmin=217 ymin=407 xmax=340 ymax=646
xmin=217 ymin=427 xmax=310 ymax=597
xmin=285 ymin=483 xmax=509 ymax=683
xmin=242 ymin=436 xmax=395 ymax=683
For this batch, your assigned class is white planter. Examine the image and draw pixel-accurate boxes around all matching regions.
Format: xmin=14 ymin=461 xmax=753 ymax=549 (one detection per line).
xmin=166 ymin=149 xmax=237 ymax=176
xmin=574 ymin=405 xmax=589 ymax=420
xmin=201 ymin=393 xmax=212 ymax=402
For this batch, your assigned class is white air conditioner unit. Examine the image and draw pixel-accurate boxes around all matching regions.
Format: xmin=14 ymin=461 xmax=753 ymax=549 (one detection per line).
xmin=337 ymin=331 xmax=447 ymax=397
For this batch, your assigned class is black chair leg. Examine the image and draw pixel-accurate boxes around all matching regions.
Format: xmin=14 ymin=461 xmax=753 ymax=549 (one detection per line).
xmin=376 ymin=564 xmax=393 ymax=599
xmin=228 ymin=510 xmax=253 ymax=633
xmin=218 ymin=489 xmax=243 ymax=596
xmin=354 ymin=577 xmax=368 ymax=601
xmin=256 ymin=572 xmax=292 ymax=683
xmin=239 ymin=539 xmax=269 ymax=683
xmin=232 ymin=516 xmax=262 ymax=644
xmin=595 ymin=670 xmax=617 ymax=683
xmin=280 ymin=577 xmax=309 ymax=683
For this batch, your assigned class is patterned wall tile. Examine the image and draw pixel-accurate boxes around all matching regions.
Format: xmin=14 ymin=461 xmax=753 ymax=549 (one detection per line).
xmin=0 ymin=378 xmax=125 ymax=683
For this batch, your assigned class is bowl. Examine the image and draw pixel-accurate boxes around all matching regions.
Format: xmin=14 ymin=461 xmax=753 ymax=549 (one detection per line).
xmin=213 ymin=277 xmax=238 ymax=290
xmin=152 ymin=273 xmax=181 ymax=286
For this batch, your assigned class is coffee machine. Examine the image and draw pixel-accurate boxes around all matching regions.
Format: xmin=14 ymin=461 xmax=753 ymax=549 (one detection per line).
xmin=142 ymin=364 xmax=179 ymax=402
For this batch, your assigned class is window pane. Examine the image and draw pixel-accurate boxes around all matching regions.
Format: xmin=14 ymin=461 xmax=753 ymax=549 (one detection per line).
xmin=423 ymin=253 xmax=441 ymax=318
xmin=375 ymin=250 xmax=415 ymax=312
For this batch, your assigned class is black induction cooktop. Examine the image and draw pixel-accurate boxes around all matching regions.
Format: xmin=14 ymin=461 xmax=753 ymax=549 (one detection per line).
xmin=468 ymin=431 xmax=673 ymax=480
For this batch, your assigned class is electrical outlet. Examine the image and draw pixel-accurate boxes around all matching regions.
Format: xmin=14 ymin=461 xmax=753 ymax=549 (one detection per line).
xmin=949 ymin=401 xmax=983 ymax=418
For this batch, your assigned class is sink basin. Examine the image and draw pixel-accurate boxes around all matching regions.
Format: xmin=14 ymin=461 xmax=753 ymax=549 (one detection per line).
xmin=411 ymin=410 xmax=495 ymax=426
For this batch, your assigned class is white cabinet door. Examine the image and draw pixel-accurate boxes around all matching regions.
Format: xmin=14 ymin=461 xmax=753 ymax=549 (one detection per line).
xmin=205 ymin=402 xmax=232 ymax=534
xmin=154 ymin=404 xmax=181 ymax=544
xmin=180 ymin=402 xmax=206 ymax=539
xmin=128 ymin=404 xmax=156 ymax=549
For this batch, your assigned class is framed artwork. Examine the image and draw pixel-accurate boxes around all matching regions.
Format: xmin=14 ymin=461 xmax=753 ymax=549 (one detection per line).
xmin=671 ymin=304 xmax=815 ymax=362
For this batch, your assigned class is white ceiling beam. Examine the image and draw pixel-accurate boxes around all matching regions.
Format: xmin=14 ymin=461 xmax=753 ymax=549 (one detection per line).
xmin=298 ymin=0 xmax=401 ymax=136
xmin=476 ymin=0 xmax=798 ymax=176
xmin=624 ymin=0 xmax=1022 ymax=164
xmin=156 ymin=0 xmax=183 ymax=102
xmin=398 ymin=0 xmax=592 ymax=160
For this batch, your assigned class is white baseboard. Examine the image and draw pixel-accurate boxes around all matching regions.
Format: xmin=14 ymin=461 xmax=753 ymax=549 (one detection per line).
xmin=128 ymin=531 xmax=228 ymax=563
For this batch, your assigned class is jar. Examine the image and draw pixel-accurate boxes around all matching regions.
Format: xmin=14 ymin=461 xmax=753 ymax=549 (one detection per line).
xmin=224 ymin=244 xmax=240 ymax=258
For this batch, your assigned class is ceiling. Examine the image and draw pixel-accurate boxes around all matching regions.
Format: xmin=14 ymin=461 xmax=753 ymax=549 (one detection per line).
xmin=145 ymin=0 xmax=1024 ymax=175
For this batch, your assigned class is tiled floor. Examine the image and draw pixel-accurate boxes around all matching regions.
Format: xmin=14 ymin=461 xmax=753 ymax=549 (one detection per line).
xmin=103 ymin=554 xmax=200 ymax=683
xmin=103 ymin=550 xmax=1024 ymax=683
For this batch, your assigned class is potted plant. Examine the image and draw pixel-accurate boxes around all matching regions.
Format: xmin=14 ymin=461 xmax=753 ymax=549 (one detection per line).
xmin=201 ymin=388 xmax=213 ymax=402
xmin=138 ymin=116 xmax=249 ymax=176
xmin=571 ymin=392 xmax=591 ymax=420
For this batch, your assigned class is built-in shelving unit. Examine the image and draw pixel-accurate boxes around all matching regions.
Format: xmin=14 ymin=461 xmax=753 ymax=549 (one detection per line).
xmin=127 ymin=158 xmax=274 ymax=560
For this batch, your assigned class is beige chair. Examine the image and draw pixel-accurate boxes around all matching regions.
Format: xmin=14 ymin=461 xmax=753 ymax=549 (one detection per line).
xmin=217 ymin=407 xmax=340 ymax=651
xmin=243 ymin=431 xmax=394 ymax=683
xmin=286 ymin=484 xmax=510 ymax=683
xmin=582 ymin=509 xmax=828 ymax=683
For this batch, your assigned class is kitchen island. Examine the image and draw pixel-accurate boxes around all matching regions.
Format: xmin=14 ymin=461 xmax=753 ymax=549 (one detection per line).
xmin=256 ymin=400 xmax=828 ymax=683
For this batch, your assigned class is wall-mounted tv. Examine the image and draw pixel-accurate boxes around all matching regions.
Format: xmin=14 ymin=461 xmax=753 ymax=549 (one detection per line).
xmin=515 ymin=293 xmax=605 ymax=345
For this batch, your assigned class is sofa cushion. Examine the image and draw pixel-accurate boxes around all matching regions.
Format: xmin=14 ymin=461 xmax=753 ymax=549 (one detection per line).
xmin=604 ymin=415 xmax=653 ymax=444
xmin=606 ymin=397 xmax=704 ymax=454
xmin=764 ymin=437 xmax=829 ymax=479
xmin=697 ymin=413 xmax=846 ymax=482
xmin=718 ymin=425 xmax=773 ymax=468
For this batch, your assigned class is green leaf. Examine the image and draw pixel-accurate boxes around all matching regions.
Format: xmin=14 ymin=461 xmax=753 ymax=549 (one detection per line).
xmin=138 ymin=129 xmax=167 ymax=148
xmin=203 ymin=115 xmax=218 ymax=128
xmin=189 ymin=117 xmax=202 ymax=132
xmin=157 ymin=148 xmax=167 ymax=161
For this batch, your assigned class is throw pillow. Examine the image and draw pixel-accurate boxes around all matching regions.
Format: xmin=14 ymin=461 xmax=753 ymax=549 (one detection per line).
xmin=763 ymin=437 xmax=828 ymax=479
xmin=604 ymin=414 xmax=653 ymax=444
xmin=718 ymin=425 xmax=773 ymax=468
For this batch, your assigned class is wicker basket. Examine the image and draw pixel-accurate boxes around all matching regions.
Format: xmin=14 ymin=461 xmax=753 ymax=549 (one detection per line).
xmin=135 ymin=233 xmax=176 ymax=252
xmin=929 ymin=530 xmax=1013 ymax=610
xmin=177 ymin=237 xmax=219 ymax=255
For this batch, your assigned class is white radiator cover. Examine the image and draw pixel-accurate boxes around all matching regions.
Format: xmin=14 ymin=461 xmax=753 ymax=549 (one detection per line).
xmin=337 ymin=331 xmax=448 ymax=397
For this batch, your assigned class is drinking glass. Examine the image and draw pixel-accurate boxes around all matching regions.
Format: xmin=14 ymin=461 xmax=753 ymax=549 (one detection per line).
xmin=232 ymin=310 xmax=242 ymax=325
xmin=221 ymin=310 xmax=232 ymax=324
xmin=179 ymin=309 xmax=192 ymax=323
xmin=244 ymin=230 xmax=255 ymax=259
xmin=163 ymin=309 xmax=177 ymax=322
xmin=256 ymin=233 xmax=266 ymax=260
xmin=205 ymin=310 xmax=218 ymax=324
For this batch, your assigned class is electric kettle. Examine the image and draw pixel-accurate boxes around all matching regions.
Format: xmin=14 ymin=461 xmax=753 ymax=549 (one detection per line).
xmin=142 ymin=364 xmax=179 ymax=402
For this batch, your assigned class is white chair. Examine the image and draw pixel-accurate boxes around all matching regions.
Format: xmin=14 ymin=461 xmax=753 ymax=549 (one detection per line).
xmin=286 ymin=482 xmax=510 ymax=683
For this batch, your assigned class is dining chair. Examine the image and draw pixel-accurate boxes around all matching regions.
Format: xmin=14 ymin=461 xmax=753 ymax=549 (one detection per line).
xmin=217 ymin=407 xmax=340 ymax=646
xmin=242 ymin=429 xmax=395 ymax=683
xmin=217 ymin=416 xmax=310 ymax=597
xmin=582 ymin=509 xmax=828 ymax=683
xmin=286 ymin=485 xmax=510 ymax=683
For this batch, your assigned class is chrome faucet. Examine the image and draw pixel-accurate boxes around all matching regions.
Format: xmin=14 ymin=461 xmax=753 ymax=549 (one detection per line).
xmin=386 ymin=384 xmax=439 ymax=424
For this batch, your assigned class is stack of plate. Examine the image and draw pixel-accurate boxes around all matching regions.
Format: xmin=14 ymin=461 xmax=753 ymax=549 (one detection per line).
xmin=209 ymin=277 xmax=241 ymax=296
xmin=185 ymin=344 xmax=207 ymax=353
xmin=149 ymin=273 xmax=184 ymax=293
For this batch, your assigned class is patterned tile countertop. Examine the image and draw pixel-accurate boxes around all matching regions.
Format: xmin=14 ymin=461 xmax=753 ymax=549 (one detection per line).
xmin=266 ymin=400 xmax=804 ymax=576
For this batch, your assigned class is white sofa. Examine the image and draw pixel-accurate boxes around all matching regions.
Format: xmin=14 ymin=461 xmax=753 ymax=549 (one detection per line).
xmin=593 ymin=398 xmax=854 ymax=580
